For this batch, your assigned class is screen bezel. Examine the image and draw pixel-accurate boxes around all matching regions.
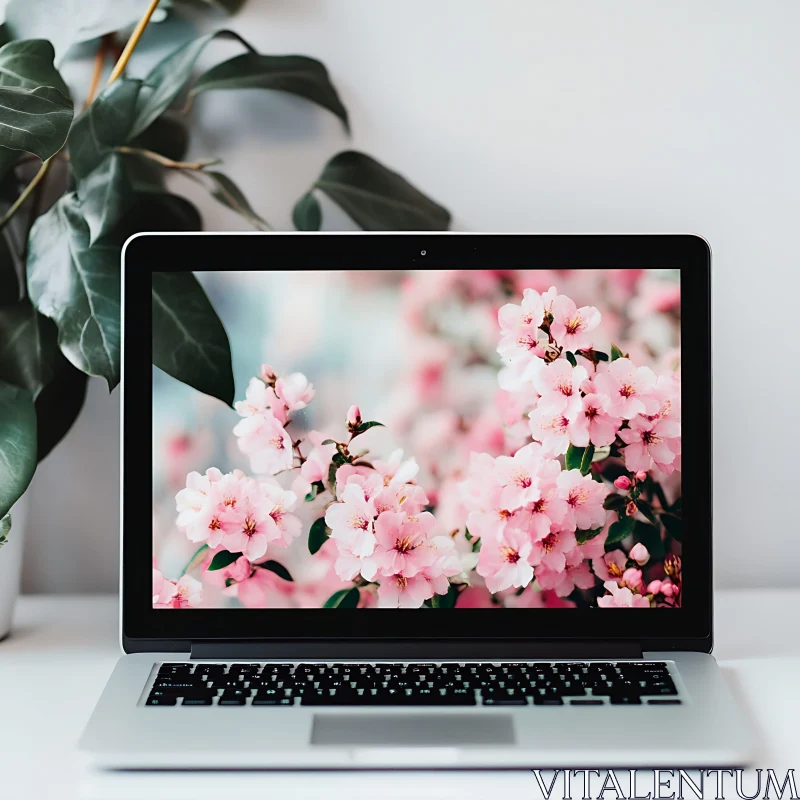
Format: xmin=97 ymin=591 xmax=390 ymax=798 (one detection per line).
xmin=123 ymin=233 xmax=711 ymax=653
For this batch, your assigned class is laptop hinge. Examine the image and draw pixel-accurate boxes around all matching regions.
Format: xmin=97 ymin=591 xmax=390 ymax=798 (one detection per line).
xmin=190 ymin=640 xmax=644 ymax=661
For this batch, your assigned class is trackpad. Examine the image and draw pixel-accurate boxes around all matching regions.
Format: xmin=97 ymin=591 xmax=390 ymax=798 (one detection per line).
xmin=311 ymin=714 xmax=515 ymax=746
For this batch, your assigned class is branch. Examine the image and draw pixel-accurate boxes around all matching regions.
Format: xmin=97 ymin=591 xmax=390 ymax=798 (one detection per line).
xmin=115 ymin=145 xmax=221 ymax=171
xmin=107 ymin=0 xmax=162 ymax=85
xmin=0 ymin=159 xmax=52 ymax=233
xmin=84 ymin=34 xmax=114 ymax=109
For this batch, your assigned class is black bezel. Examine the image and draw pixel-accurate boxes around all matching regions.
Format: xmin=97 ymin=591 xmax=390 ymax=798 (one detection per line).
xmin=123 ymin=233 xmax=712 ymax=654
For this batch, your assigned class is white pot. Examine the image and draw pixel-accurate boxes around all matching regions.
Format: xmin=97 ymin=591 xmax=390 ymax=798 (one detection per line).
xmin=0 ymin=493 xmax=30 ymax=641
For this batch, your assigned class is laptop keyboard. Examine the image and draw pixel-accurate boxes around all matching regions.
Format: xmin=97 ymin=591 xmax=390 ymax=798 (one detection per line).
xmin=146 ymin=661 xmax=680 ymax=707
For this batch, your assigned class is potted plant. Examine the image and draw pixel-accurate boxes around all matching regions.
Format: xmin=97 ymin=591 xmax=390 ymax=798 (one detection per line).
xmin=0 ymin=0 xmax=450 ymax=636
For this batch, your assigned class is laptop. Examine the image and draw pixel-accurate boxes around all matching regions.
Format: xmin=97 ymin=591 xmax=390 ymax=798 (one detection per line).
xmin=81 ymin=233 xmax=757 ymax=769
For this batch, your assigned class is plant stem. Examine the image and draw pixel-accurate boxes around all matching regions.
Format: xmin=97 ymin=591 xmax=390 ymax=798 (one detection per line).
xmin=84 ymin=34 xmax=114 ymax=108
xmin=115 ymin=145 xmax=220 ymax=171
xmin=107 ymin=0 xmax=162 ymax=85
xmin=0 ymin=159 xmax=52 ymax=233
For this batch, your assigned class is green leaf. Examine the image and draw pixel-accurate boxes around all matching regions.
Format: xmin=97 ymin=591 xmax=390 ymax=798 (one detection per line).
xmin=117 ymin=191 xmax=202 ymax=233
xmin=0 ymin=378 xmax=36 ymax=518
xmin=190 ymin=52 xmax=349 ymax=129
xmin=207 ymin=549 xmax=242 ymax=571
xmin=77 ymin=152 xmax=135 ymax=244
xmin=129 ymin=114 xmax=189 ymax=162
xmin=292 ymin=192 xmax=321 ymax=231
xmin=151 ymin=271 xmax=235 ymax=406
xmin=260 ymin=560 xmax=293 ymax=582
xmin=565 ymin=351 xmax=577 ymax=367
xmin=0 ymin=300 xmax=60 ymax=398
xmin=634 ymin=498 xmax=659 ymax=526
xmin=323 ymin=587 xmax=360 ymax=608
xmin=0 ymin=40 xmax=69 ymax=96
xmin=4 ymin=1 xmax=146 ymax=62
xmin=130 ymin=30 xmax=254 ymax=140
xmin=606 ymin=514 xmax=635 ymax=545
xmin=320 ymin=439 xmax=337 ymax=446
xmin=602 ymin=492 xmax=626 ymax=511
xmin=304 ymin=480 xmax=324 ymax=502
xmin=0 ymin=513 xmax=10 ymax=548
xmin=575 ymin=527 xmax=604 ymax=545
xmin=34 ymin=354 xmax=87 ymax=460
xmin=352 ymin=420 xmax=385 ymax=437
xmin=579 ymin=444 xmax=595 ymax=475
xmin=430 ymin=583 xmax=458 ymax=608
xmin=308 ymin=517 xmax=329 ymax=555
xmin=180 ymin=543 xmax=210 ymax=577
xmin=610 ymin=343 xmax=625 ymax=361
xmin=0 ymin=228 xmax=19 ymax=303
xmin=661 ymin=512 xmax=682 ymax=543
xmin=202 ymin=170 xmax=269 ymax=230
xmin=0 ymin=84 xmax=72 ymax=162
xmin=565 ymin=444 xmax=594 ymax=473
xmin=328 ymin=460 xmax=339 ymax=496
xmin=308 ymin=151 xmax=451 ymax=231
xmin=181 ymin=0 xmax=248 ymax=12
xmin=26 ymin=193 xmax=121 ymax=387
xmin=633 ymin=521 xmax=666 ymax=560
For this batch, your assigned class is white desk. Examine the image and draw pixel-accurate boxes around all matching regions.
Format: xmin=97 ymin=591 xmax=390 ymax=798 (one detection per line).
xmin=1 ymin=591 xmax=798 ymax=800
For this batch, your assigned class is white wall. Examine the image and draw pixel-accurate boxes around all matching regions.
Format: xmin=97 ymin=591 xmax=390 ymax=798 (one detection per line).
xmin=21 ymin=0 xmax=800 ymax=591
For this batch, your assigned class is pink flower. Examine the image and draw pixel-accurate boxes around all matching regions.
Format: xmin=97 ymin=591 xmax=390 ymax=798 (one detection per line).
xmin=532 ymin=360 xmax=588 ymax=416
xmin=476 ymin=528 xmax=535 ymax=593
xmin=377 ymin=574 xmax=434 ymax=608
xmin=292 ymin=430 xmax=336 ymax=498
xmin=556 ymin=470 xmax=608 ymax=531
xmin=157 ymin=574 xmax=202 ymax=608
xmin=549 ymin=294 xmax=601 ymax=352
xmin=498 ymin=287 xmax=545 ymax=334
xmin=619 ymin=416 xmax=681 ymax=473
xmin=622 ymin=567 xmax=644 ymax=591
xmin=347 ymin=405 xmax=362 ymax=428
xmin=324 ymin=483 xmax=376 ymax=557
xmin=235 ymin=567 xmax=293 ymax=609
xmin=493 ymin=442 xmax=546 ymax=510
xmin=220 ymin=495 xmax=273 ymax=561
xmin=367 ymin=511 xmax=436 ymax=579
xmin=528 ymin=407 xmax=573 ymax=455
xmin=175 ymin=468 xmax=226 ymax=546
xmin=629 ymin=542 xmax=650 ymax=565
xmin=233 ymin=409 xmax=293 ymax=475
xmin=593 ymin=358 xmax=658 ymax=419
xmin=597 ymin=580 xmax=650 ymax=608
xmin=614 ymin=475 xmax=632 ymax=490
xmin=235 ymin=376 xmax=287 ymax=424
xmin=568 ymin=393 xmax=622 ymax=448
xmin=274 ymin=372 xmax=314 ymax=413
xmin=373 ymin=449 xmax=419 ymax=487
xmin=592 ymin=549 xmax=628 ymax=581
xmin=152 ymin=569 xmax=177 ymax=606
xmin=528 ymin=529 xmax=578 ymax=573
xmin=536 ymin=560 xmax=595 ymax=597
xmin=225 ymin=555 xmax=253 ymax=584
xmin=258 ymin=481 xmax=301 ymax=547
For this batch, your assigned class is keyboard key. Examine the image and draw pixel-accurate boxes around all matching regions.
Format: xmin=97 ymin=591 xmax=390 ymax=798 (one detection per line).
xmin=146 ymin=696 xmax=177 ymax=705
xmin=253 ymin=696 xmax=295 ymax=706
xmin=610 ymin=694 xmax=642 ymax=705
xmin=218 ymin=697 xmax=246 ymax=706
xmin=571 ymin=699 xmax=604 ymax=706
xmin=482 ymin=697 xmax=527 ymax=706
xmin=533 ymin=696 xmax=564 ymax=705
xmin=182 ymin=696 xmax=213 ymax=706
xmin=648 ymin=699 xmax=682 ymax=705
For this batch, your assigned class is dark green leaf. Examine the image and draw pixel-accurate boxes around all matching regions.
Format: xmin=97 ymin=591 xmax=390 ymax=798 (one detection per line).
xmin=575 ymin=527 xmax=604 ymax=545
xmin=0 ymin=40 xmax=69 ymax=96
xmin=190 ymin=52 xmax=348 ymax=129
xmin=309 ymin=151 xmax=451 ymax=231
xmin=328 ymin=460 xmax=339 ymax=496
xmin=602 ymin=493 xmax=626 ymax=511
xmin=151 ymin=271 xmax=234 ymax=406
xmin=579 ymin=443 xmax=595 ymax=475
xmin=130 ymin=30 xmax=254 ymax=140
xmin=26 ymin=193 xmax=121 ymax=387
xmin=4 ymin=0 xmax=145 ymax=62
xmin=202 ymin=170 xmax=269 ymax=230
xmin=292 ymin=192 xmax=321 ymax=231
xmin=0 ymin=300 xmax=60 ymax=398
xmin=565 ymin=351 xmax=577 ymax=367
xmin=0 ymin=84 xmax=72 ymax=162
xmin=77 ymin=152 xmax=135 ymax=244
xmin=0 ymin=512 xmax=10 ymax=548
xmin=117 ymin=191 xmax=202 ymax=234
xmin=180 ymin=543 xmax=210 ymax=576
xmin=610 ymin=343 xmax=625 ymax=361
xmin=634 ymin=498 xmax=659 ymax=526
xmin=595 ymin=350 xmax=609 ymax=362
xmin=606 ymin=514 xmax=635 ymax=545
xmin=565 ymin=444 xmax=586 ymax=472
xmin=183 ymin=0 xmax=248 ymax=12
xmin=332 ymin=451 xmax=347 ymax=466
xmin=633 ymin=521 xmax=666 ymax=560
xmin=0 ymin=378 xmax=36 ymax=518
xmin=304 ymin=480 xmax=324 ymax=502
xmin=662 ymin=513 xmax=682 ymax=543
xmin=430 ymin=583 xmax=458 ymax=608
xmin=323 ymin=587 xmax=360 ymax=608
xmin=0 ymin=231 xmax=19 ymax=304
xmin=352 ymin=420 xmax=385 ymax=437
xmin=207 ymin=549 xmax=242 ymax=571
xmin=260 ymin=560 xmax=293 ymax=581
xmin=320 ymin=439 xmax=337 ymax=446
xmin=129 ymin=114 xmax=189 ymax=162
xmin=308 ymin=516 xmax=329 ymax=555
xmin=34 ymin=354 xmax=87 ymax=460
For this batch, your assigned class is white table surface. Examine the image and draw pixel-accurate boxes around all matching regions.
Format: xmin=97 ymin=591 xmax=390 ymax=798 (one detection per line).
xmin=1 ymin=591 xmax=798 ymax=800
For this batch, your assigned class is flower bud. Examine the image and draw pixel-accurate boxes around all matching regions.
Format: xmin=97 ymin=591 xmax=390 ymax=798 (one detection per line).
xmin=614 ymin=475 xmax=632 ymax=490
xmin=260 ymin=364 xmax=277 ymax=386
xmin=635 ymin=470 xmax=647 ymax=482
xmin=625 ymin=500 xmax=638 ymax=517
xmin=630 ymin=542 xmax=650 ymax=565
xmin=346 ymin=405 xmax=362 ymax=430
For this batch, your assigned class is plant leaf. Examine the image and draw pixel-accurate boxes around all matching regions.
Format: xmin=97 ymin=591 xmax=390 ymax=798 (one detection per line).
xmin=308 ymin=517 xmax=329 ymax=555
xmin=177 ymin=0 xmax=249 ymax=15
xmin=575 ymin=527 xmax=604 ymax=545
xmin=565 ymin=351 xmax=577 ymax=367
xmin=309 ymin=151 xmax=451 ymax=230
xmin=292 ymin=192 xmax=321 ymax=231
xmin=130 ymin=30 xmax=254 ymax=140
xmin=0 ymin=513 xmax=9 ymax=548
xmin=207 ymin=549 xmax=242 ymax=571
xmin=260 ymin=560 xmax=293 ymax=582
xmin=0 ymin=84 xmax=72 ymax=162
xmin=202 ymin=170 xmax=269 ymax=230
xmin=0 ymin=231 xmax=19 ymax=304
xmin=565 ymin=444 xmax=585 ymax=471
xmin=129 ymin=113 xmax=189 ymax=162
xmin=579 ymin=443 xmax=595 ymax=475
xmin=190 ymin=52 xmax=348 ymax=129
xmin=26 ymin=193 xmax=121 ymax=388
xmin=633 ymin=521 xmax=666 ymax=561
xmin=117 ymin=191 xmax=203 ymax=234
xmin=352 ymin=420 xmax=384 ymax=437
xmin=610 ymin=343 xmax=625 ymax=361
xmin=323 ymin=587 xmax=360 ymax=609
xmin=0 ymin=300 xmax=60 ymax=398
xmin=151 ymin=271 xmax=234 ymax=405
xmin=606 ymin=514 xmax=635 ymax=545
xmin=634 ymin=498 xmax=659 ymax=526
xmin=0 ymin=39 xmax=69 ymax=96
xmin=34 ymin=354 xmax=87 ymax=460
xmin=602 ymin=493 xmax=626 ymax=511
xmin=0 ymin=378 xmax=36 ymax=518
xmin=77 ymin=152 xmax=135 ymax=244
xmin=430 ymin=584 xmax=458 ymax=608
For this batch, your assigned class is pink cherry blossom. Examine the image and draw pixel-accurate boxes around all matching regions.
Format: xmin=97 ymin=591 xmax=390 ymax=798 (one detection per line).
xmin=377 ymin=574 xmax=434 ymax=608
xmin=324 ymin=483 xmax=376 ymax=557
xmin=258 ymin=481 xmax=301 ymax=547
xmin=532 ymin=360 xmax=588 ymax=416
xmin=220 ymin=495 xmax=274 ymax=562
xmin=233 ymin=409 xmax=293 ymax=475
xmin=274 ymin=372 xmax=315 ymax=412
xmin=528 ymin=407 xmax=573 ymax=455
xmin=175 ymin=468 xmax=226 ymax=546
xmin=368 ymin=511 xmax=436 ymax=578
xmin=528 ymin=529 xmax=578 ymax=573
xmin=159 ymin=574 xmax=203 ymax=608
xmin=549 ymin=294 xmax=601 ymax=352
xmin=235 ymin=376 xmax=287 ymax=424
xmin=622 ymin=567 xmax=644 ymax=591
xmin=597 ymin=580 xmax=650 ymax=608
xmin=498 ymin=287 xmax=545 ymax=334
xmin=373 ymin=449 xmax=420 ymax=487
xmin=493 ymin=442 xmax=546 ymax=510
xmin=152 ymin=569 xmax=177 ymax=606
xmin=619 ymin=416 xmax=681 ymax=473
xmin=630 ymin=542 xmax=650 ymax=565
xmin=476 ymin=528 xmax=535 ymax=593
xmin=614 ymin=475 xmax=632 ymax=490
xmin=536 ymin=560 xmax=595 ymax=597
xmin=568 ymin=392 xmax=622 ymax=448
xmin=593 ymin=358 xmax=658 ymax=419
xmin=234 ymin=567 xmax=293 ymax=609
xmin=291 ymin=430 xmax=336 ymax=498
xmin=592 ymin=548 xmax=628 ymax=581
xmin=556 ymin=470 xmax=608 ymax=531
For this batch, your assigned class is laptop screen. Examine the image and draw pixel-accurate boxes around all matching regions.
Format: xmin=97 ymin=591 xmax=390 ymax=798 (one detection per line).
xmin=152 ymin=269 xmax=681 ymax=612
